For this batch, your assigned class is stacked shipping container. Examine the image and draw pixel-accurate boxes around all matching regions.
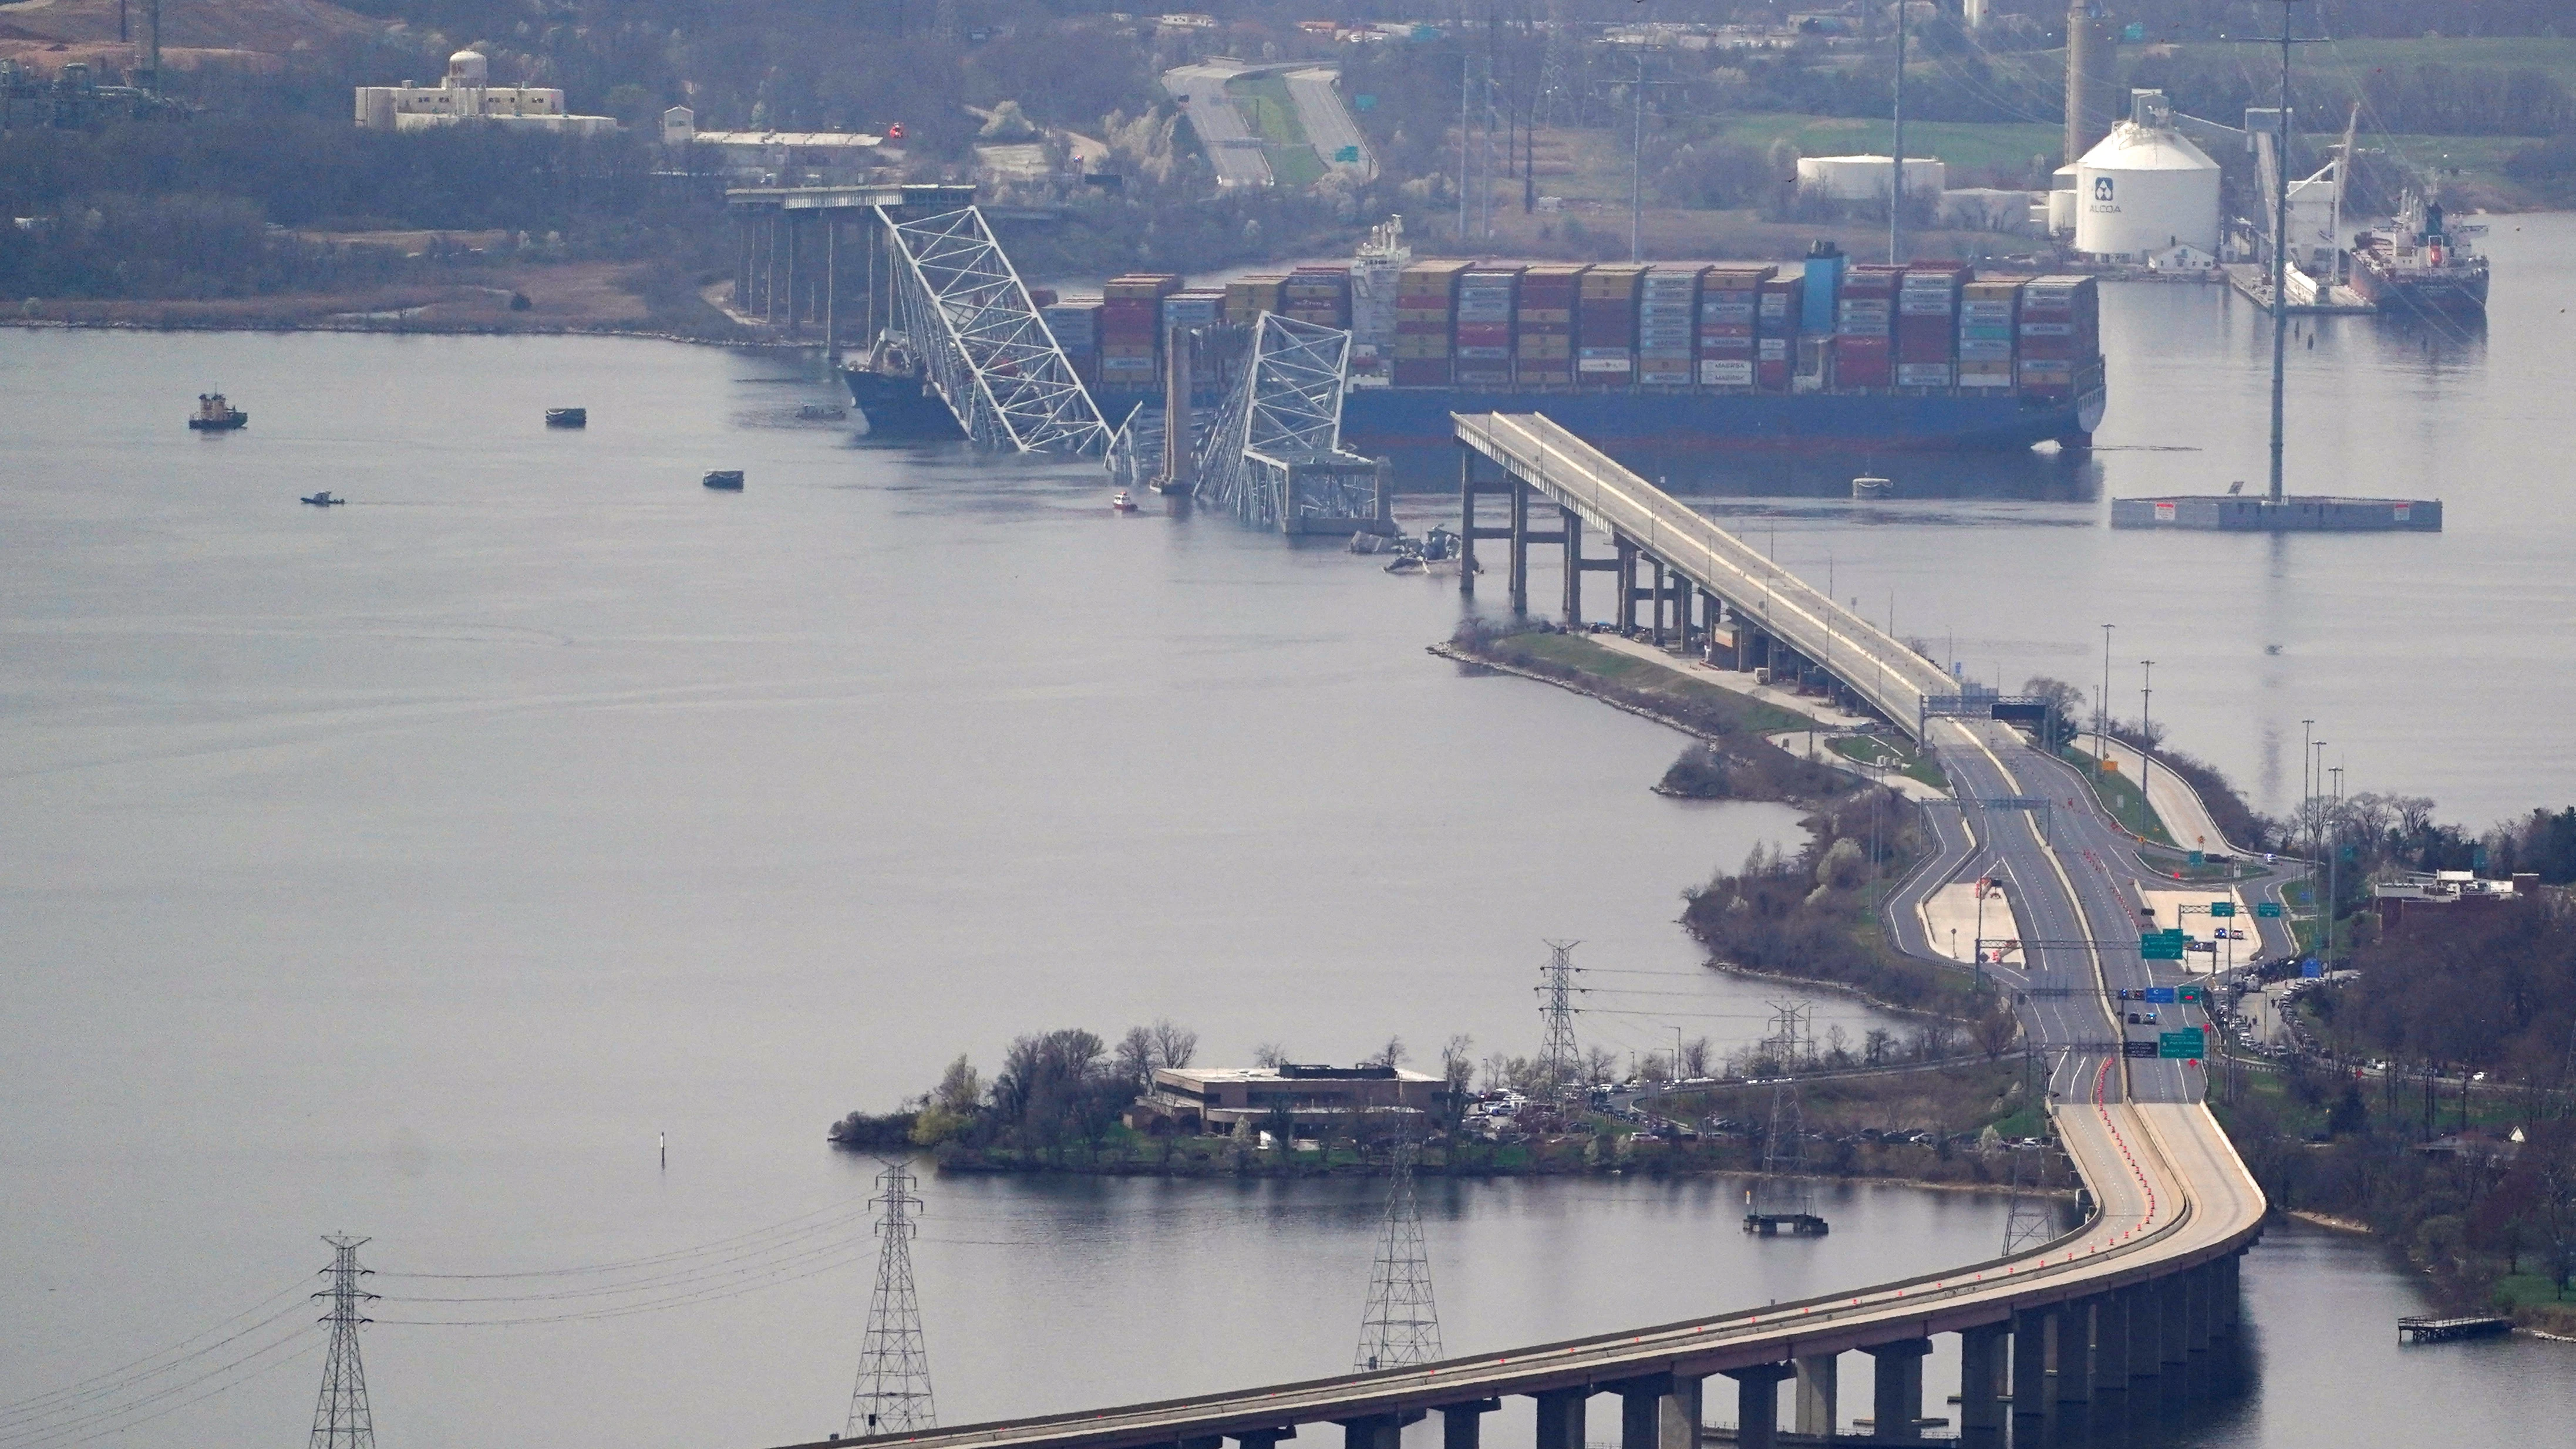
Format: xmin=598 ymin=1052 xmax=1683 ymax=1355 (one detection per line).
xmin=1514 ymin=264 xmax=1585 ymax=387
xmin=2016 ymin=275 xmax=2100 ymax=398
xmin=1957 ymin=279 xmax=2018 ymax=389
xmin=1696 ymin=266 xmax=1772 ymax=388
xmin=1284 ymin=267 xmax=1353 ymax=329
xmin=1453 ymin=267 xmax=1521 ymax=388
xmin=1101 ymin=273 xmax=1180 ymax=393
xmin=1897 ymin=264 xmax=1968 ymax=389
xmin=1042 ymin=299 xmax=1102 ymax=387
xmin=1835 ymin=264 xmax=1902 ymax=389
xmin=1578 ymin=264 xmax=1646 ymax=385
xmin=1224 ymin=275 xmax=1287 ymax=328
xmin=1394 ymin=260 xmax=1472 ymax=387
xmin=1755 ymin=275 xmax=1803 ymax=392
xmin=1636 ymin=267 xmax=1705 ymax=386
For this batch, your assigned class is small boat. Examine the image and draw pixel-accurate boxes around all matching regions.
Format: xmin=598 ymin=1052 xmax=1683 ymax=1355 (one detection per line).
xmin=189 ymin=392 xmax=248 ymax=431
xmin=796 ymin=404 xmax=848 ymax=421
xmin=300 ymin=491 xmax=345 ymax=507
xmin=545 ymin=407 xmax=587 ymax=428
xmin=703 ymin=470 xmax=745 ymax=491
xmin=1851 ymin=476 xmax=1893 ymax=500
xmin=1110 ymin=490 xmax=1139 ymax=513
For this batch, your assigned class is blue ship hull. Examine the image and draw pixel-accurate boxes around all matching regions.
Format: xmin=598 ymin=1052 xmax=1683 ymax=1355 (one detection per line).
xmin=1339 ymin=386 xmax=2100 ymax=460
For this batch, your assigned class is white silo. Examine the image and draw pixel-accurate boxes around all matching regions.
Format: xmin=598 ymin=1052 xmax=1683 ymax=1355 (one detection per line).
xmin=2075 ymin=90 xmax=2220 ymax=262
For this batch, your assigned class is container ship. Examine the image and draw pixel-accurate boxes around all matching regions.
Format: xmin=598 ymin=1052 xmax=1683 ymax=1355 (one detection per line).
xmin=2348 ymin=195 xmax=2489 ymax=317
xmin=850 ymin=228 xmax=2107 ymax=463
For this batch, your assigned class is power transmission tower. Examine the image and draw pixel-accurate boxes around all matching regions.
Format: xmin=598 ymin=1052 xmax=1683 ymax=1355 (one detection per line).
xmin=1746 ymin=1079 xmax=1825 ymax=1234
xmin=847 ymin=1162 xmax=935 ymax=1438
xmin=1534 ymin=939 xmax=1584 ymax=1101
xmin=2000 ymin=1146 xmax=2055 ymax=1256
xmin=1763 ymin=999 xmax=1813 ymax=1072
xmin=309 ymin=1234 xmax=377 ymax=1449
xmin=1353 ymin=1126 xmax=1443 ymax=1372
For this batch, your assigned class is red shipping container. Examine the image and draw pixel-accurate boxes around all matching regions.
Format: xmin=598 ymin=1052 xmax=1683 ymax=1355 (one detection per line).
xmin=1393 ymin=359 xmax=1453 ymax=387
xmin=1837 ymin=335 xmax=1891 ymax=388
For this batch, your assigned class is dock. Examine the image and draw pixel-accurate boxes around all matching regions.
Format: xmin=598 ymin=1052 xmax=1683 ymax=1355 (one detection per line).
xmin=2397 ymin=1314 xmax=2513 ymax=1343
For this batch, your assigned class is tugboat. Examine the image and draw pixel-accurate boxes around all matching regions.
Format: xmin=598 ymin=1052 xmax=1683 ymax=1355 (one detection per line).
xmin=189 ymin=392 xmax=248 ymax=431
xmin=544 ymin=407 xmax=587 ymax=428
xmin=702 ymin=470 xmax=746 ymax=491
xmin=1110 ymin=490 xmax=1139 ymax=513
xmin=300 ymin=491 xmax=345 ymax=507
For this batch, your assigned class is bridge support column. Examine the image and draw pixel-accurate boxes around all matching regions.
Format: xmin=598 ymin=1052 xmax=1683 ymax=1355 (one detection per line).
xmin=1180 ymin=1436 xmax=1222 ymax=1449
xmin=824 ymin=215 xmax=839 ymax=358
xmin=1561 ymin=508 xmax=1584 ymax=626
xmin=1531 ymin=1388 xmax=1587 ymax=1449
xmin=2055 ymin=1300 xmax=2093 ymax=1405
xmin=1611 ymin=1374 xmax=1669 ymax=1449
xmin=2122 ymin=1285 xmax=2159 ymax=1380
xmin=2160 ymin=1276 xmax=2189 ymax=1366
xmin=1440 ymin=1400 xmax=1500 ymax=1449
xmin=784 ymin=213 xmax=802 ymax=335
xmin=1864 ymin=1337 xmax=1930 ymax=1440
xmin=735 ymin=213 xmax=753 ymax=315
xmin=1614 ymin=540 xmax=1638 ymax=633
xmin=1337 ymin=1416 xmax=1400 ymax=1449
xmin=2184 ymin=1265 xmax=2210 ymax=1351
xmin=1649 ymin=559 xmax=1668 ymax=646
xmin=1657 ymin=1374 xmax=1702 ymax=1449
xmin=2011 ymin=1308 xmax=2050 ymax=1417
xmin=1958 ymin=1325 xmax=2008 ymax=1432
xmin=2220 ymin=1252 xmax=2244 ymax=1336
xmin=1507 ymin=474 xmax=1530 ymax=616
xmin=1719 ymin=1364 xmax=1789 ymax=1449
xmin=1792 ymin=1354 xmax=1837 ymax=1437
xmin=1228 ymin=1430 xmax=1294 ymax=1449
xmin=2092 ymin=1289 xmax=2130 ymax=1393
xmin=1672 ymin=575 xmax=1694 ymax=651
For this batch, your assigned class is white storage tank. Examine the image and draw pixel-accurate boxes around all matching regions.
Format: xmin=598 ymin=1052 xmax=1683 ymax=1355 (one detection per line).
xmin=2075 ymin=90 xmax=2220 ymax=261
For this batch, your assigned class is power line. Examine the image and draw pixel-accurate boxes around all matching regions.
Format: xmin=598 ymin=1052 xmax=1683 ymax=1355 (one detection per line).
xmin=846 ymin=1161 xmax=935 ymax=1438
xmin=1536 ymin=938 xmax=1584 ymax=1102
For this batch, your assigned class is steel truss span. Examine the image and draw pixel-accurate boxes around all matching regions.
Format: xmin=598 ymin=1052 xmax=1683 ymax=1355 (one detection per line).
xmin=1194 ymin=314 xmax=1383 ymax=534
xmin=878 ymin=205 xmax=1109 ymax=454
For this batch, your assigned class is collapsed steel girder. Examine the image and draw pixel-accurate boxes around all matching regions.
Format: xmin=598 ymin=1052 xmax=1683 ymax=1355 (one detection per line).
xmin=1192 ymin=313 xmax=1376 ymax=531
xmin=878 ymin=205 xmax=1109 ymax=454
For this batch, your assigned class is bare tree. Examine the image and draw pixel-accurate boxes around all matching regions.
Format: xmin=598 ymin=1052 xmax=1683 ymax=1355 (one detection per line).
xmin=1253 ymin=1041 xmax=1290 ymax=1069
xmin=1440 ymin=1034 xmax=1477 ymax=1110
xmin=1864 ymin=1027 xmax=1895 ymax=1067
xmin=1582 ymin=1044 xmax=1619 ymax=1086
xmin=1678 ymin=1036 xmax=1713 ymax=1079
xmin=1150 ymin=1017 xmax=1198 ymax=1070
xmin=1975 ymin=1007 xmax=2019 ymax=1061
xmin=1363 ymin=1036 xmax=1409 ymax=1069
xmin=1826 ymin=1025 xmax=1853 ymax=1068
xmin=1115 ymin=1025 xmax=1157 ymax=1089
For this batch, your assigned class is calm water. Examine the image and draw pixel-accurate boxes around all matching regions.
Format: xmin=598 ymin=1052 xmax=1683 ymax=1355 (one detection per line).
xmin=5 ymin=214 xmax=2574 ymax=1449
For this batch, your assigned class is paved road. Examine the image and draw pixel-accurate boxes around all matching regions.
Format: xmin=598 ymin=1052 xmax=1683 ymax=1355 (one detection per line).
xmin=1285 ymin=66 xmax=1373 ymax=182
xmin=1161 ymin=62 xmax=1273 ymax=190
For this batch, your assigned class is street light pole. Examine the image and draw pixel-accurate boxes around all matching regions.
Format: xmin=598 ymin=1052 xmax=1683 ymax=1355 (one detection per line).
xmin=2139 ymin=659 xmax=2155 ymax=837
xmin=2100 ymin=624 xmax=2115 ymax=764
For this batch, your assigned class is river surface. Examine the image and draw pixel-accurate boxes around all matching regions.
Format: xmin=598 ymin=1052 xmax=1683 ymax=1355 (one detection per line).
xmin=5 ymin=215 xmax=2574 ymax=1449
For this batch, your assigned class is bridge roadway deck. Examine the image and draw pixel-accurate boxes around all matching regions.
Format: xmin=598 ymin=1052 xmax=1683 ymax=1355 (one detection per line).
xmin=1452 ymin=413 xmax=1955 ymax=739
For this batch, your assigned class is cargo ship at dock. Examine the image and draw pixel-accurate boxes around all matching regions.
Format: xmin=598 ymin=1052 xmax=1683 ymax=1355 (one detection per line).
xmin=2348 ymin=195 xmax=2489 ymax=318
xmin=848 ymin=224 xmax=2107 ymax=461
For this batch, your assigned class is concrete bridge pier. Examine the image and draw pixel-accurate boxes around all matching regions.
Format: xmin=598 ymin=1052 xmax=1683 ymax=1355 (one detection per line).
xmin=2054 ymin=1301 xmax=2094 ymax=1407
xmin=1454 ymin=451 xmax=1517 ymax=600
xmin=2186 ymin=1264 xmax=2213 ymax=1351
xmin=2122 ymin=1284 xmax=2159 ymax=1381
xmin=1864 ymin=1337 xmax=1931 ymax=1440
xmin=1614 ymin=541 xmax=1639 ymax=633
xmin=1559 ymin=508 xmax=1584 ymax=625
xmin=1439 ymin=1400 xmax=1499 ymax=1449
xmin=2159 ymin=1274 xmax=2190 ymax=1367
xmin=1531 ymin=1387 xmax=1586 ymax=1449
xmin=1334 ymin=1416 xmax=1399 ymax=1449
xmin=1719 ymin=1364 xmax=1790 ymax=1449
xmin=1656 ymin=1375 xmax=1703 ymax=1449
xmin=2220 ymin=1252 xmax=2244 ymax=1335
xmin=1958 ymin=1323 xmax=2009 ymax=1433
xmin=2011 ymin=1308 xmax=2052 ymax=1418
xmin=1792 ymin=1353 xmax=1838 ymax=1437
xmin=2092 ymin=1290 xmax=2131 ymax=1394
xmin=1227 ymin=1428 xmax=1294 ymax=1449
xmin=1672 ymin=575 xmax=1696 ymax=651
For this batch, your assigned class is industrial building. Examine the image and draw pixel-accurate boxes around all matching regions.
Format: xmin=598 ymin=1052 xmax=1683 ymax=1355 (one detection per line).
xmin=354 ymin=50 xmax=615 ymax=135
xmin=1794 ymin=154 xmax=1945 ymax=203
xmin=1122 ymin=1063 xmax=1443 ymax=1137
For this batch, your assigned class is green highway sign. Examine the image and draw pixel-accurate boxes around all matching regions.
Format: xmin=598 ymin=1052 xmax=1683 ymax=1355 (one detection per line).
xmin=2179 ymin=983 xmax=2208 ymax=1003
xmin=2210 ymin=901 xmax=2237 ymax=917
xmin=2255 ymin=901 xmax=2284 ymax=918
xmin=2159 ymin=1028 xmax=2207 ymax=1059
xmin=2142 ymin=939 xmax=2184 ymax=961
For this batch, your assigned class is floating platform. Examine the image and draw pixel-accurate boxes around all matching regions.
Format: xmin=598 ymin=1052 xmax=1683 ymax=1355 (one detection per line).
xmin=2223 ymin=264 xmax=2377 ymax=315
xmin=2399 ymin=1314 xmax=2512 ymax=1343
xmin=2111 ymin=494 xmax=2441 ymax=532
xmin=1743 ymin=1212 xmax=1830 ymax=1236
